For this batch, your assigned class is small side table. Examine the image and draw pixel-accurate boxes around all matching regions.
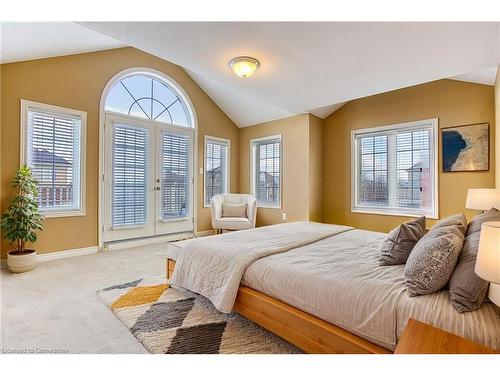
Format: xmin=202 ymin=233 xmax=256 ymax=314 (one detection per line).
xmin=395 ymin=319 xmax=496 ymax=354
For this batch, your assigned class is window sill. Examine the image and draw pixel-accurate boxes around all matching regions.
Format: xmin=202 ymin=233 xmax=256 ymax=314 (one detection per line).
xmin=257 ymin=204 xmax=282 ymax=210
xmin=161 ymin=217 xmax=190 ymax=223
xmin=41 ymin=210 xmax=85 ymax=219
xmin=351 ymin=208 xmax=437 ymax=220
xmin=112 ymin=224 xmax=148 ymax=230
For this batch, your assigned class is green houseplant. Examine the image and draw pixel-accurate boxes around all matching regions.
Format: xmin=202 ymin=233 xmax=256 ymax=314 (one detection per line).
xmin=1 ymin=166 xmax=44 ymax=273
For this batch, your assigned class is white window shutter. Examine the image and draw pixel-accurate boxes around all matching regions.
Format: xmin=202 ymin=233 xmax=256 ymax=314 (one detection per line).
xmin=161 ymin=132 xmax=190 ymax=220
xmin=112 ymin=124 xmax=149 ymax=226
xmin=26 ymin=105 xmax=83 ymax=214
xmin=204 ymin=138 xmax=229 ymax=206
xmin=251 ymin=136 xmax=281 ymax=208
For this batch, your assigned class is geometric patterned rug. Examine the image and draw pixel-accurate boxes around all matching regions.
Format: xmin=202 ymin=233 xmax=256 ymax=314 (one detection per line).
xmin=97 ymin=279 xmax=303 ymax=354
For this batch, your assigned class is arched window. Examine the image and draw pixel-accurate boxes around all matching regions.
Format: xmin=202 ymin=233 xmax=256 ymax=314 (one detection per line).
xmin=104 ymin=73 xmax=192 ymax=127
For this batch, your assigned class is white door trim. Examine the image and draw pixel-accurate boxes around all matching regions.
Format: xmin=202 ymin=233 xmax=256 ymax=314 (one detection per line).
xmin=98 ymin=67 xmax=198 ymax=250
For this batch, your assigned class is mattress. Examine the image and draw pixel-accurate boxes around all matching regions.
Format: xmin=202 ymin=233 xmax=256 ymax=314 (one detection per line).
xmin=167 ymin=239 xmax=189 ymax=261
xmin=167 ymin=229 xmax=500 ymax=351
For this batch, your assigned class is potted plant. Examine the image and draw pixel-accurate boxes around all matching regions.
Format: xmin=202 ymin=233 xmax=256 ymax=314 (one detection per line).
xmin=1 ymin=166 xmax=44 ymax=273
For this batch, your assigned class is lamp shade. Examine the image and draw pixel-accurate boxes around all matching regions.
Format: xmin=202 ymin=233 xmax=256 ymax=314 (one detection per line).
xmin=465 ymin=188 xmax=500 ymax=210
xmin=475 ymin=221 xmax=500 ymax=284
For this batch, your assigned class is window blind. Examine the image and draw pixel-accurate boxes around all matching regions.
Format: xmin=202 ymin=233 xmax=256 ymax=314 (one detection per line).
xmin=353 ymin=120 xmax=436 ymax=217
xmin=161 ymin=132 xmax=190 ymax=220
xmin=396 ymin=129 xmax=431 ymax=209
xmin=27 ymin=108 xmax=82 ymax=212
xmin=252 ymin=137 xmax=281 ymax=207
xmin=358 ymin=135 xmax=388 ymax=205
xmin=204 ymin=138 xmax=228 ymax=206
xmin=112 ymin=124 xmax=148 ymax=226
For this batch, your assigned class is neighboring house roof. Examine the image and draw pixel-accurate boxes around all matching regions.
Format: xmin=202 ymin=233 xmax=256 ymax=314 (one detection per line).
xmin=163 ymin=169 xmax=188 ymax=182
xmin=32 ymin=148 xmax=71 ymax=166
xmin=206 ymin=166 xmax=221 ymax=175
xmin=260 ymin=170 xmax=278 ymax=185
xmin=406 ymin=161 xmax=423 ymax=171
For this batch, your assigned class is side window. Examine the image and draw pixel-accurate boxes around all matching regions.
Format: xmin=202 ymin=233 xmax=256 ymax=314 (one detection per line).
xmin=21 ymin=100 xmax=86 ymax=217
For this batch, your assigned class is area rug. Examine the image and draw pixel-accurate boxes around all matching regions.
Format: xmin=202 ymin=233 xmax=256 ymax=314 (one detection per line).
xmin=97 ymin=278 xmax=303 ymax=354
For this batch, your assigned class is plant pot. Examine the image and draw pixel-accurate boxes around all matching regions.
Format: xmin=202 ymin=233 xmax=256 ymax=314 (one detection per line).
xmin=7 ymin=250 xmax=37 ymax=273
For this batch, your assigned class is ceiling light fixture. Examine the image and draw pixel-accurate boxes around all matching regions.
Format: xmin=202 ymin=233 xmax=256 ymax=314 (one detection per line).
xmin=229 ymin=56 xmax=260 ymax=78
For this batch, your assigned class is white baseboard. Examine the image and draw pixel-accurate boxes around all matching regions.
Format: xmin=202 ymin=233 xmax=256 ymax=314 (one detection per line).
xmin=105 ymin=232 xmax=195 ymax=251
xmin=37 ymin=246 xmax=99 ymax=262
xmin=1 ymin=230 xmax=215 ymax=268
xmin=1 ymin=246 xmax=98 ymax=268
xmin=195 ymin=230 xmax=215 ymax=237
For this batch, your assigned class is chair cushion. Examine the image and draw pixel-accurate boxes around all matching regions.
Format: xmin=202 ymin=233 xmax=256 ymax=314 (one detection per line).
xmin=379 ymin=216 xmax=426 ymax=266
xmin=215 ymin=217 xmax=252 ymax=230
xmin=222 ymin=203 xmax=247 ymax=218
xmin=449 ymin=208 xmax=500 ymax=312
xmin=404 ymin=215 xmax=466 ymax=297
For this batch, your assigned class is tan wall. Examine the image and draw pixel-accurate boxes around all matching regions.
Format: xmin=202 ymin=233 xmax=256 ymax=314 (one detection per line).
xmin=323 ymin=79 xmax=496 ymax=233
xmin=239 ymin=114 xmax=310 ymax=226
xmin=308 ymin=114 xmax=323 ymax=222
xmin=0 ymin=47 xmax=239 ymax=257
xmin=0 ymin=64 xmax=3 ymax=255
xmin=496 ymin=67 xmax=500 ymax=188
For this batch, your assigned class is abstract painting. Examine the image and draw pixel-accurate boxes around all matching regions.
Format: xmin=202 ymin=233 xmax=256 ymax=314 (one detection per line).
xmin=442 ymin=123 xmax=489 ymax=172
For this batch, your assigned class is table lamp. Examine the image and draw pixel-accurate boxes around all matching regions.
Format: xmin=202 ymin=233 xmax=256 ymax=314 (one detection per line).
xmin=475 ymin=221 xmax=500 ymax=306
xmin=466 ymin=188 xmax=500 ymax=211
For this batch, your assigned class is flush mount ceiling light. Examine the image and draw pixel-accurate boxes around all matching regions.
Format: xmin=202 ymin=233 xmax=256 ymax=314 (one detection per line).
xmin=229 ymin=56 xmax=260 ymax=78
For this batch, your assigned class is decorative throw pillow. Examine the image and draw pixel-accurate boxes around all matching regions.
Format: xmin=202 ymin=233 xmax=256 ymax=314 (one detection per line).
xmin=404 ymin=216 xmax=466 ymax=297
xmin=465 ymin=208 xmax=500 ymax=236
xmin=379 ymin=216 xmax=426 ymax=266
xmin=431 ymin=213 xmax=468 ymax=236
xmin=449 ymin=208 xmax=500 ymax=312
xmin=222 ymin=203 xmax=247 ymax=218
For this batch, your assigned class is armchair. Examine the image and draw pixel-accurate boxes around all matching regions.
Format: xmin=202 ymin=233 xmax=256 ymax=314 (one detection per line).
xmin=210 ymin=194 xmax=257 ymax=232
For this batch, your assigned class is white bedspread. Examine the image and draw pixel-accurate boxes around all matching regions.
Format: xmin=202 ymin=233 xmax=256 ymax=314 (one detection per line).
xmin=242 ymin=229 xmax=500 ymax=350
xmin=170 ymin=221 xmax=352 ymax=313
xmin=242 ymin=229 xmax=405 ymax=349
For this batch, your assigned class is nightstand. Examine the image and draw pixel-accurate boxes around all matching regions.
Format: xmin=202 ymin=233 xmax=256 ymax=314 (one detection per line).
xmin=395 ymin=319 xmax=496 ymax=354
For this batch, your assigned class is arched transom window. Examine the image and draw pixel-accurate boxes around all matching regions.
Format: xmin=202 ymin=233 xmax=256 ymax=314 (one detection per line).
xmin=104 ymin=73 xmax=192 ymax=127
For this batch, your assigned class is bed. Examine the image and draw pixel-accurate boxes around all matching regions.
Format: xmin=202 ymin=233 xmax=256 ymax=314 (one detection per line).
xmin=166 ymin=222 xmax=500 ymax=353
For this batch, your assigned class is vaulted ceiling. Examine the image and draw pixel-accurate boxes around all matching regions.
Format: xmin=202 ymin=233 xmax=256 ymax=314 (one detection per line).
xmin=0 ymin=22 xmax=124 ymax=63
xmin=2 ymin=22 xmax=500 ymax=127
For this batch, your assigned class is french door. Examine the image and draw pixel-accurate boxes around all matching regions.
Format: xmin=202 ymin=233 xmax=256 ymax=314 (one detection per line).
xmin=103 ymin=113 xmax=194 ymax=242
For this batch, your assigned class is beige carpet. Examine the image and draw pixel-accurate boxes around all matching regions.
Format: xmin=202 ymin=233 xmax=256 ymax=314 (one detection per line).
xmin=97 ymin=278 xmax=303 ymax=354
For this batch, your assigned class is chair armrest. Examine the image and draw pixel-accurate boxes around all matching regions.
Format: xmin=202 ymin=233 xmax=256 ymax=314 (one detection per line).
xmin=210 ymin=195 xmax=224 ymax=228
xmin=246 ymin=196 xmax=257 ymax=228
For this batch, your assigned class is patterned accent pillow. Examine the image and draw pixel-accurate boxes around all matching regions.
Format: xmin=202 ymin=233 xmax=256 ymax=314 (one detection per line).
xmin=449 ymin=208 xmax=500 ymax=312
xmin=379 ymin=216 xmax=426 ymax=266
xmin=404 ymin=217 xmax=465 ymax=297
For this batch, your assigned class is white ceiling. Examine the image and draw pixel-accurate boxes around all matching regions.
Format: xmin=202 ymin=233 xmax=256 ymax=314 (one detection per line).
xmin=0 ymin=22 xmax=124 ymax=64
xmin=2 ymin=22 xmax=500 ymax=127
xmin=451 ymin=66 xmax=499 ymax=85
xmin=80 ymin=22 xmax=500 ymax=127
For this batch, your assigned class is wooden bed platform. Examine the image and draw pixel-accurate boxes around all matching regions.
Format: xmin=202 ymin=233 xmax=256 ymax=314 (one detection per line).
xmin=166 ymin=258 xmax=391 ymax=354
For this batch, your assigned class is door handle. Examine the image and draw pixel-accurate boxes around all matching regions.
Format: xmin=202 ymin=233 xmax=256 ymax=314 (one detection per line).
xmin=155 ymin=187 xmax=161 ymax=191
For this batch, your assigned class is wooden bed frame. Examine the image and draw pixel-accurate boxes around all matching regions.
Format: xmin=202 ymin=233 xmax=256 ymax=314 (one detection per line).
xmin=166 ymin=258 xmax=392 ymax=354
